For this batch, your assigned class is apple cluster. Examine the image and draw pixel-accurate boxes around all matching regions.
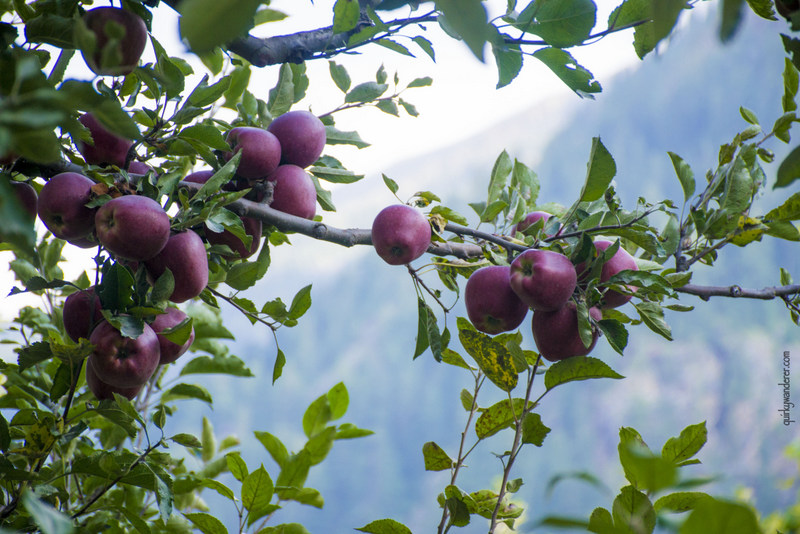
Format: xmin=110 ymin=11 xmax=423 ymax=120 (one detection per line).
xmin=11 ymin=57 xmax=327 ymax=397
xmin=464 ymin=217 xmax=639 ymax=361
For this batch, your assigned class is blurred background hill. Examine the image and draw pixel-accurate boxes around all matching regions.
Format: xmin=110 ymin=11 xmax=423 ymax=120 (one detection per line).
xmin=96 ymin=6 xmax=800 ymax=533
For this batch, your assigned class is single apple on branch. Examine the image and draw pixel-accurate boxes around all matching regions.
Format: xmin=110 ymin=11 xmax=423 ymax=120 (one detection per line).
xmin=531 ymin=302 xmax=602 ymax=361
xmin=464 ymin=265 xmax=528 ymax=335
xmin=224 ymin=126 xmax=282 ymax=180
xmin=85 ymin=358 xmax=143 ymax=401
xmin=509 ymin=249 xmax=577 ymax=311
xmin=63 ymin=287 xmax=103 ymax=342
xmin=95 ymin=195 xmax=171 ymax=261
xmin=37 ymin=172 xmax=97 ymax=241
xmin=371 ymin=204 xmax=432 ymax=265
xmin=149 ymin=307 xmax=195 ymax=365
xmin=79 ymin=6 xmax=148 ymax=76
xmin=144 ymin=230 xmax=209 ymax=303
xmin=88 ymin=320 xmax=160 ymax=388
xmin=77 ymin=113 xmax=134 ymax=168
xmin=268 ymin=110 xmax=327 ymax=168
xmin=268 ymin=164 xmax=318 ymax=220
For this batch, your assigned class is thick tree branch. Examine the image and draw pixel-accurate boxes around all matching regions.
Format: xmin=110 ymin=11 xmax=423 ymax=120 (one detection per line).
xmin=675 ymin=283 xmax=800 ymax=301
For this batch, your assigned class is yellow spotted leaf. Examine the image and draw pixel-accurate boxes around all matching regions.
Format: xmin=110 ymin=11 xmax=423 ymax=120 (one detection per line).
xmin=729 ymin=215 xmax=766 ymax=246
xmin=458 ymin=329 xmax=518 ymax=392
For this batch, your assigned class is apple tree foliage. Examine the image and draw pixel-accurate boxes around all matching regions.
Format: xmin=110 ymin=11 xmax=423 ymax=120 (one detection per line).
xmin=0 ymin=0 xmax=799 ymax=533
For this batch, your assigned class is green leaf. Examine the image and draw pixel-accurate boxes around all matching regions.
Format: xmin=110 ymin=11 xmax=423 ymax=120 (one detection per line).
xmin=629 ymin=0 xmax=688 ymax=59
xmin=458 ymin=323 xmax=518 ymax=392
xmin=303 ymin=394 xmax=332 ymax=438
xmin=345 ymin=82 xmax=389 ymax=103
xmin=179 ymin=0 xmax=261 ymax=53
xmin=0 ymin=178 xmax=36 ymax=253
xmin=766 ymin=191 xmax=800 ymax=221
xmin=170 ymin=433 xmax=202 ymax=449
xmin=776 ymin=144 xmax=800 ymax=188
xmin=273 ymin=347 xmax=286 ymax=384
xmin=162 ymin=383 xmax=213 ymax=405
xmin=521 ymin=412 xmax=551 ymax=446
xmin=679 ymin=498 xmax=760 ymax=534
xmin=633 ymin=302 xmax=673 ymax=341
xmin=544 ymin=356 xmax=624 ymax=391
xmin=356 ymin=519 xmax=413 ymax=534
xmin=327 ymin=382 xmax=349 ymax=420
xmin=243 ymin=465 xmax=274 ymax=524
xmin=619 ymin=442 xmax=678 ymax=493
xmin=422 ymin=441 xmax=454 ymax=471
xmin=21 ymin=492 xmax=74 ymax=534
xmin=254 ymin=431 xmax=289 ymax=468
xmin=654 ymin=492 xmax=712 ymax=513
xmin=178 ymin=124 xmax=229 ymax=151
xmin=268 ymin=63 xmax=295 ymax=117
xmin=519 ymin=0 xmax=596 ymax=48
xmin=662 ymin=421 xmax=707 ymax=464
xmin=180 ymin=354 xmax=254 ymax=377
xmin=436 ymin=0 xmax=490 ymax=60
xmin=225 ymin=452 xmax=248 ymax=482
xmin=376 ymin=39 xmax=413 ymax=56
xmin=184 ymin=512 xmax=228 ymax=534
xmin=60 ymin=80 xmax=142 ymax=141
xmin=668 ymin=151 xmax=696 ymax=202
xmin=17 ymin=341 xmax=53 ymax=371
xmin=309 ymin=166 xmax=364 ymax=184
xmin=325 ymin=126 xmax=370 ymax=148
xmin=597 ymin=319 xmax=628 ymax=356
xmin=329 ymin=61 xmax=351 ymax=92
xmin=412 ymin=36 xmax=436 ymax=60
xmin=532 ymin=47 xmax=601 ymax=96
xmin=580 ymin=137 xmax=616 ymax=202
xmin=612 ymin=486 xmax=656 ymax=534
xmin=333 ymin=0 xmax=360 ymax=33
xmin=488 ymin=150 xmax=513 ymax=204
xmin=745 ymin=0 xmax=777 ymax=21
xmin=474 ymin=398 xmax=532 ymax=439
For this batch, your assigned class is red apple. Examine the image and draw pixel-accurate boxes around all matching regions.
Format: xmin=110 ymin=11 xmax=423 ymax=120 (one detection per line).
xmin=149 ymin=307 xmax=195 ymax=364
xmin=95 ymin=195 xmax=170 ymax=261
xmin=267 ymin=110 xmax=326 ymax=168
xmin=371 ymin=204 xmax=431 ymax=265
xmin=509 ymin=249 xmax=577 ymax=311
xmin=144 ymin=230 xmax=209 ymax=303
xmin=464 ymin=265 xmax=528 ymax=335
xmin=10 ymin=181 xmax=37 ymax=219
xmin=531 ymin=302 xmax=602 ymax=362
xmin=89 ymin=320 xmax=160 ymax=388
xmin=512 ymin=211 xmax=552 ymax=237
xmin=85 ymin=358 xmax=142 ymax=401
xmin=77 ymin=113 xmax=133 ymax=168
xmin=63 ymin=287 xmax=103 ymax=342
xmin=127 ymin=161 xmax=152 ymax=175
xmin=68 ymin=235 xmax=99 ymax=249
xmin=37 ymin=172 xmax=97 ymax=241
xmin=578 ymin=240 xmax=639 ymax=309
xmin=268 ymin=164 xmax=317 ymax=220
xmin=81 ymin=7 xmax=148 ymax=76
xmin=224 ymin=127 xmax=281 ymax=180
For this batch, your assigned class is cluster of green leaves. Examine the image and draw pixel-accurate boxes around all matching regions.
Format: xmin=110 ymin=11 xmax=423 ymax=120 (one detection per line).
xmin=539 ymin=422 xmax=763 ymax=534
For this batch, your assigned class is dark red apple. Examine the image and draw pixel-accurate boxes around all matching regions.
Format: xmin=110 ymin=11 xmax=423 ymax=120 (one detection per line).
xmin=224 ymin=127 xmax=281 ymax=180
xmin=531 ymin=302 xmax=602 ymax=362
xmin=127 ymin=161 xmax=152 ymax=175
xmin=85 ymin=358 xmax=142 ymax=401
xmin=95 ymin=195 xmax=170 ymax=261
xmin=513 ymin=211 xmax=552 ymax=237
xmin=509 ymin=249 xmax=577 ymax=311
xmin=149 ymin=307 xmax=195 ymax=364
xmin=10 ymin=181 xmax=37 ymax=219
xmin=464 ymin=265 xmax=528 ymax=335
xmin=207 ymin=215 xmax=262 ymax=260
xmin=80 ymin=7 xmax=148 ymax=76
xmin=37 ymin=172 xmax=97 ymax=241
xmin=184 ymin=169 xmax=215 ymax=185
xmin=267 ymin=110 xmax=326 ymax=168
xmin=68 ymin=235 xmax=99 ymax=249
xmin=144 ymin=230 xmax=209 ymax=303
xmin=89 ymin=320 xmax=160 ymax=388
xmin=63 ymin=287 xmax=103 ymax=342
xmin=371 ymin=204 xmax=431 ymax=265
xmin=578 ymin=240 xmax=639 ymax=309
xmin=268 ymin=165 xmax=317 ymax=220
xmin=77 ymin=113 xmax=133 ymax=168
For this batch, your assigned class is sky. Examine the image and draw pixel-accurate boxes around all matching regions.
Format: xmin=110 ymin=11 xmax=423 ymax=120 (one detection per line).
xmin=0 ymin=1 xmax=709 ymax=320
